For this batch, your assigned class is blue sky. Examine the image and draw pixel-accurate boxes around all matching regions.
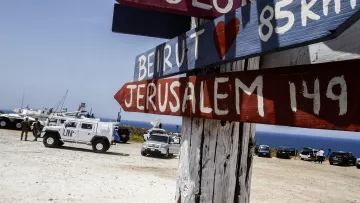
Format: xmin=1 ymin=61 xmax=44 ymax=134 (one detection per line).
xmin=0 ymin=0 xmax=359 ymax=140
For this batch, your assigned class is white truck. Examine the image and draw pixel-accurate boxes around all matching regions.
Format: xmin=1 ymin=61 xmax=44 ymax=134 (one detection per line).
xmin=141 ymin=133 xmax=180 ymax=158
xmin=42 ymin=119 xmax=115 ymax=153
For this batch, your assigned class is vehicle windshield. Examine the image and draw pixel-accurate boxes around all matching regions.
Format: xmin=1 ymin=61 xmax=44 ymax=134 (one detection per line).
xmin=259 ymin=146 xmax=269 ymax=150
xmin=151 ymin=130 xmax=166 ymax=134
xmin=333 ymin=152 xmax=353 ymax=156
xmin=149 ymin=135 xmax=168 ymax=143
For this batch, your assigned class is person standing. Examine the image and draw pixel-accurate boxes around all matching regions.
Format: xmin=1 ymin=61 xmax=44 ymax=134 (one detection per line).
xmin=20 ymin=118 xmax=30 ymax=141
xmin=32 ymin=118 xmax=40 ymax=141
xmin=318 ymin=148 xmax=325 ymax=164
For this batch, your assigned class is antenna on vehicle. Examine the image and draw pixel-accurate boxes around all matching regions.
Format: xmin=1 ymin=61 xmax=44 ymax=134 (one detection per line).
xmin=59 ymin=90 xmax=68 ymax=112
xmin=21 ymin=92 xmax=25 ymax=109
xmin=117 ymin=108 xmax=122 ymax=123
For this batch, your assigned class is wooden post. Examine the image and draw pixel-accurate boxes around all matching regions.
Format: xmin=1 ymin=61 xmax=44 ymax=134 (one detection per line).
xmin=175 ymin=15 xmax=260 ymax=203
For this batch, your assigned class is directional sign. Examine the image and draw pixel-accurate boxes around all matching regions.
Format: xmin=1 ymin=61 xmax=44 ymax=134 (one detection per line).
xmin=112 ymin=4 xmax=191 ymax=39
xmin=116 ymin=0 xmax=252 ymax=19
xmin=116 ymin=59 xmax=360 ymax=132
xmin=132 ymin=0 xmax=360 ymax=82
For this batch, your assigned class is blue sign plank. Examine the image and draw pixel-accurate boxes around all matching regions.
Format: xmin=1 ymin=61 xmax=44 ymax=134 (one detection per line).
xmin=133 ymin=0 xmax=360 ymax=81
xmin=112 ymin=4 xmax=191 ymax=39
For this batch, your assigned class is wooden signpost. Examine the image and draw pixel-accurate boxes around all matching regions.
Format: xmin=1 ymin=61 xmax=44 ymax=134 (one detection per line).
xmin=111 ymin=0 xmax=360 ymax=202
xmin=116 ymin=0 xmax=251 ymax=19
xmin=112 ymin=4 xmax=191 ymax=39
xmin=116 ymin=59 xmax=360 ymax=132
xmin=132 ymin=0 xmax=360 ymax=81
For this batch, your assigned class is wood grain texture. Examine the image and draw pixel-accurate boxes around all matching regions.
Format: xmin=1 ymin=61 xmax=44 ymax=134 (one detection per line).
xmin=115 ymin=59 xmax=360 ymax=132
xmin=261 ymin=18 xmax=360 ymax=68
xmin=176 ymin=117 xmax=204 ymax=203
xmin=175 ymin=10 xmax=259 ymax=202
xmin=116 ymin=0 xmax=251 ymax=19
xmin=133 ymin=0 xmax=360 ymax=81
xmin=112 ymin=4 xmax=191 ymax=39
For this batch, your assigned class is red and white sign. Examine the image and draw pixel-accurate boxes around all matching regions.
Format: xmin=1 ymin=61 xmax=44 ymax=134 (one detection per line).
xmin=115 ymin=60 xmax=360 ymax=131
xmin=116 ymin=0 xmax=252 ymax=19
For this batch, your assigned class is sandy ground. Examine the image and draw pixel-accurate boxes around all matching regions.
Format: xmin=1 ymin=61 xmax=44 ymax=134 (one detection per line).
xmin=0 ymin=129 xmax=359 ymax=203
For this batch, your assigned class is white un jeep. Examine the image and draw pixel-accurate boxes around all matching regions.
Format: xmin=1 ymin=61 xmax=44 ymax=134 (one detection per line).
xmin=41 ymin=119 xmax=115 ymax=153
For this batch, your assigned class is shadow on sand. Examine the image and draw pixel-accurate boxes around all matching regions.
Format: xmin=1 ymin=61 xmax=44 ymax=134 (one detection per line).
xmin=59 ymin=146 xmax=130 ymax=156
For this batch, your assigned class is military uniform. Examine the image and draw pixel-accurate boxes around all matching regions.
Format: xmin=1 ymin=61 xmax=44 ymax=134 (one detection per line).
xmin=21 ymin=120 xmax=30 ymax=141
xmin=32 ymin=120 xmax=40 ymax=141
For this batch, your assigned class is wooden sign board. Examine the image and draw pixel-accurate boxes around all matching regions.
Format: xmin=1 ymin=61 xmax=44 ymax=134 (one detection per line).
xmin=116 ymin=0 xmax=252 ymax=19
xmin=116 ymin=59 xmax=360 ymax=132
xmin=112 ymin=4 xmax=191 ymax=39
xmin=132 ymin=0 xmax=360 ymax=81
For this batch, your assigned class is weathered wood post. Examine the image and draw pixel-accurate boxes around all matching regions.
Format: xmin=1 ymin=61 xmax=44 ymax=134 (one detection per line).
xmin=175 ymin=15 xmax=260 ymax=203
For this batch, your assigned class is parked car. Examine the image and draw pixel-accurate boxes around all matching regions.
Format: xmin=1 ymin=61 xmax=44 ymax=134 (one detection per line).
xmin=143 ymin=128 xmax=166 ymax=141
xmin=141 ymin=134 xmax=180 ymax=158
xmin=329 ymin=151 xmax=357 ymax=166
xmin=171 ymin=133 xmax=182 ymax=144
xmin=288 ymin=147 xmax=296 ymax=156
xmin=115 ymin=127 xmax=130 ymax=143
xmin=357 ymin=158 xmax=360 ymax=169
xmin=299 ymin=147 xmax=318 ymax=161
xmin=258 ymin=145 xmax=271 ymax=157
xmin=276 ymin=146 xmax=292 ymax=159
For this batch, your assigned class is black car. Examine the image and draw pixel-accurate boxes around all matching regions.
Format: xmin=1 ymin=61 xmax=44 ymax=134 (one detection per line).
xmin=258 ymin=145 xmax=271 ymax=158
xmin=117 ymin=127 xmax=130 ymax=143
xmin=329 ymin=151 xmax=357 ymax=166
xmin=276 ymin=146 xmax=292 ymax=159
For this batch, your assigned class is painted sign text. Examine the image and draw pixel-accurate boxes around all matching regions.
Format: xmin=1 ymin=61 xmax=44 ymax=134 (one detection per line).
xmin=133 ymin=0 xmax=360 ymax=81
xmin=117 ymin=60 xmax=360 ymax=131
xmin=116 ymin=0 xmax=252 ymax=19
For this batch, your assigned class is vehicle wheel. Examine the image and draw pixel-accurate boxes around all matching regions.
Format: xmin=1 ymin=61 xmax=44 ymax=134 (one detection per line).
xmin=329 ymin=162 xmax=333 ymax=165
xmin=43 ymin=133 xmax=59 ymax=148
xmin=301 ymin=158 xmax=304 ymax=160
xmin=141 ymin=150 xmax=147 ymax=156
xmin=92 ymin=139 xmax=109 ymax=153
xmin=357 ymin=165 xmax=360 ymax=169
xmin=15 ymin=122 xmax=22 ymax=130
xmin=0 ymin=120 xmax=7 ymax=128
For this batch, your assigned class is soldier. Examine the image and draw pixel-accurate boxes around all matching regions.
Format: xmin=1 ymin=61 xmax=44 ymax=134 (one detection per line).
xmin=20 ymin=118 xmax=30 ymax=141
xmin=32 ymin=118 xmax=40 ymax=141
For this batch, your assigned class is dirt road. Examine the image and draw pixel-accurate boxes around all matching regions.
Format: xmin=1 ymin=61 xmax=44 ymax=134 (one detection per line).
xmin=0 ymin=129 xmax=359 ymax=203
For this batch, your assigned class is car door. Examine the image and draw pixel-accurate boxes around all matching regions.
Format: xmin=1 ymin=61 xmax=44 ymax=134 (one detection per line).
xmin=78 ymin=123 xmax=94 ymax=143
xmin=169 ymin=137 xmax=181 ymax=154
xmin=62 ymin=121 xmax=79 ymax=141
